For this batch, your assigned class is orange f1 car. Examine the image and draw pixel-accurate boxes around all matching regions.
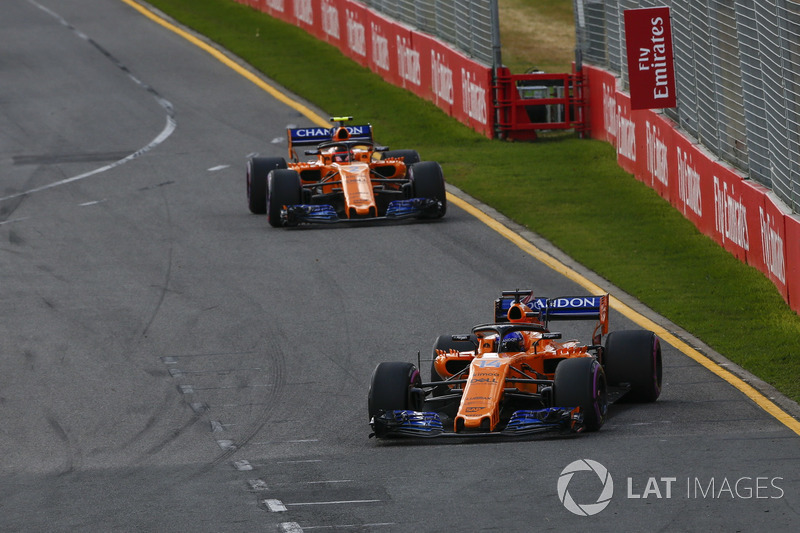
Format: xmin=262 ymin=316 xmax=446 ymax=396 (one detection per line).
xmin=247 ymin=117 xmax=446 ymax=227
xmin=368 ymin=289 xmax=662 ymax=438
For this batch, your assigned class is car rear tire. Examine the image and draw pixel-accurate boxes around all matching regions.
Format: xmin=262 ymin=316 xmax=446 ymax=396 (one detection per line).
xmin=408 ymin=161 xmax=446 ymax=218
xmin=554 ymin=357 xmax=607 ymax=431
xmin=603 ymin=330 xmax=662 ymax=402
xmin=247 ymin=157 xmax=286 ymax=214
xmin=267 ymin=169 xmax=302 ymax=227
xmin=368 ymin=362 xmax=423 ymax=420
xmin=381 ymin=149 xmax=420 ymax=166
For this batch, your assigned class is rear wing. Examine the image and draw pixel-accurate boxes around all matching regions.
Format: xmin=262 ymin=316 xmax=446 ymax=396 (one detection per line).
xmin=494 ymin=290 xmax=609 ymax=338
xmin=287 ymin=124 xmax=373 ymax=160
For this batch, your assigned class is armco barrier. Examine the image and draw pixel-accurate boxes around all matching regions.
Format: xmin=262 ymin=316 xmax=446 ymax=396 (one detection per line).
xmin=236 ymin=0 xmax=494 ymax=137
xmin=585 ymin=65 xmax=799 ymax=313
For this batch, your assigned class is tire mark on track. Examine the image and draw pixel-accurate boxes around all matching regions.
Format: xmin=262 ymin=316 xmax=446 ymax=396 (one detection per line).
xmin=46 ymin=413 xmax=79 ymax=476
xmin=124 ymin=389 xmax=181 ymax=460
xmin=140 ymin=411 xmax=206 ymax=459
xmin=205 ymin=332 xmax=289 ymax=469
xmin=140 ymin=192 xmax=174 ymax=340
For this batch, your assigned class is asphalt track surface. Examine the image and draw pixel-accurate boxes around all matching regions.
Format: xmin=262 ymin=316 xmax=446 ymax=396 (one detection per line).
xmin=1 ymin=1 xmax=798 ymax=531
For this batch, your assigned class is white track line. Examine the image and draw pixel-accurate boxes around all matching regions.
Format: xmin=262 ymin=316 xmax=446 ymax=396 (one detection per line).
xmin=3 ymin=0 xmax=177 ymax=204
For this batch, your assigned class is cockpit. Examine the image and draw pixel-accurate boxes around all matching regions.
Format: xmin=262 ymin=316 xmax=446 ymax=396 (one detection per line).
xmin=324 ymin=144 xmax=351 ymax=163
xmin=321 ymin=143 xmax=373 ymax=164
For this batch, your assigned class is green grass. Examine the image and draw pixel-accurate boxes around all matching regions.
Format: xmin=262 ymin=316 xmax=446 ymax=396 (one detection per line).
xmin=498 ymin=0 xmax=577 ymax=73
xmin=144 ymin=0 xmax=800 ymax=404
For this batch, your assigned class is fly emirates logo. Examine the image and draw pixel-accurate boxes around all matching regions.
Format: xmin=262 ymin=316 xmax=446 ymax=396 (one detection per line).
xmin=461 ymin=69 xmax=487 ymax=125
xmin=713 ymin=177 xmax=749 ymax=251
xmin=293 ymin=0 xmax=313 ymax=25
xmin=760 ymin=207 xmax=786 ymax=284
xmin=431 ymin=51 xmax=454 ymax=105
xmin=321 ymin=1 xmax=339 ymax=40
xmin=265 ymin=0 xmax=284 ymax=13
xmin=677 ymin=146 xmax=702 ymax=217
xmin=397 ymin=36 xmax=420 ymax=87
xmin=346 ymin=10 xmax=366 ymax=58
xmin=371 ymin=24 xmax=390 ymax=71
xmin=646 ymin=120 xmax=668 ymax=186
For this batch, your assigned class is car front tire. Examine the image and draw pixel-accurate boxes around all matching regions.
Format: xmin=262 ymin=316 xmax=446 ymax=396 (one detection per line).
xmin=554 ymin=357 xmax=608 ymax=431
xmin=247 ymin=157 xmax=286 ymax=214
xmin=267 ymin=169 xmax=302 ymax=227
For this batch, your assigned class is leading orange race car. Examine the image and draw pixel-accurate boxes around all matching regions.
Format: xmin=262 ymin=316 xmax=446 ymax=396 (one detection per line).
xmin=368 ymin=289 xmax=662 ymax=438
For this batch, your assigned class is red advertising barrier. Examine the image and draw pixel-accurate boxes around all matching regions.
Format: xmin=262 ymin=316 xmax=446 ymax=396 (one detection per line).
xmin=402 ymin=31 xmax=463 ymax=119
xmin=623 ymin=7 xmax=676 ymax=110
xmin=341 ymin=0 xmax=370 ymax=68
xmin=585 ymin=66 xmax=619 ymax=146
xmin=670 ymin=130 xmax=712 ymax=234
xmin=711 ymin=165 xmax=758 ymax=264
xmin=584 ymin=64 xmax=799 ymax=314
xmin=737 ymin=180 xmax=770 ymax=271
xmin=454 ymin=56 xmax=493 ymax=135
xmin=761 ymin=194 xmax=789 ymax=300
xmin=613 ymin=91 xmax=637 ymax=176
xmin=366 ymin=11 xmax=399 ymax=86
xmin=416 ymin=33 xmax=454 ymax=115
xmin=640 ymin=111 xmax=673 ymax=200
xmin=260 ymin=0 xmax=286 ymax=20
xmin=785 ymin=215 xmax=800 ymax=310
xmin=317 ymin=0 xmax=343 ymax=48
xmin=231 ymin=0 xmax=493 ymax=137
xmin=291 ymin=0 xmax=315 ymax=33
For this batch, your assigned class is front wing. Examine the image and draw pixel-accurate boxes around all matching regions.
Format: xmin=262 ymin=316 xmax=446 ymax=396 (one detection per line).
xmin=369 ymin=407 xmax=583 ymax=439
xmin=283 ymin=198 xmax=441 ymax=225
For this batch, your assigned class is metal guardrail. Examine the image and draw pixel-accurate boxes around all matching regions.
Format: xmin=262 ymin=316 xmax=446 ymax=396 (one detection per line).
xmin=574 ymin=0 xmax=800 ymax=215
xmin=363 ymin=0 xmax=496 ymax=66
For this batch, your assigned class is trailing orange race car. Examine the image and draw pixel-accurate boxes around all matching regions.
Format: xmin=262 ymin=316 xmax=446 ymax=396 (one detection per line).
xmin=368 ymin=289 xmax=662 ymax=438
xmin=247 ymin=116 xmax=446 ymax=227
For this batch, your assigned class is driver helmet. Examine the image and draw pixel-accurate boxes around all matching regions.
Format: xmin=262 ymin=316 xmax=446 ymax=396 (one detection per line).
xmin=500 ymin=331 xmax=524 ymax=353
xmin=326 ymin=145 xmax=350 ymax=163
xmin=332 ymin=127 xmax=351 ymax=162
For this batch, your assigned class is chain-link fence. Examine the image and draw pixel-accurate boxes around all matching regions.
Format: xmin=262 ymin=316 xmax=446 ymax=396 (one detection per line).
xmin=363 ymin=0 xmax=497 ymax=66
xmin=575 ymin=0 xmax=800 ymax=215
